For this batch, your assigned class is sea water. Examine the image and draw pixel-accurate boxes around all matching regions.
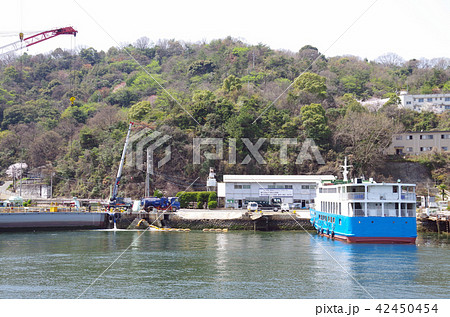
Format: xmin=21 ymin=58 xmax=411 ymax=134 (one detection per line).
xmin=0 ymin=230 xmax=448 ymax=299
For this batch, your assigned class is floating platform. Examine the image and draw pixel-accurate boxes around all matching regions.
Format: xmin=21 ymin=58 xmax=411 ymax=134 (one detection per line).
xmin=0 ymin=212 xmax=110 ymax=232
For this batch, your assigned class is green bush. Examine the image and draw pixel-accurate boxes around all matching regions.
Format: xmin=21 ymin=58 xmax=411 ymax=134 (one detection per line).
xmin=208 ymin=200 xmax=217 ymax=209
xmin=208 ymin=191 xmax=217 ymax=202
xmin=175 ymin=191 xmax=217 ymax=208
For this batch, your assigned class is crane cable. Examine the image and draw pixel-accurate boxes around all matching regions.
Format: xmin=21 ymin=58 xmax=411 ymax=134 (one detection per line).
xmin=70 ymin=35 xmax=76 ymax=106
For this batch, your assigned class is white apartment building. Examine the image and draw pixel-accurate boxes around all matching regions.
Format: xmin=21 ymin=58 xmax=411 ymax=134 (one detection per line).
xmin=217 ymin=174 xmax=334 ymax=209
xmin=387 ymin=131 xmax=450 ymax=155
xmin=399 ymin=91 xmax=450 ymax=113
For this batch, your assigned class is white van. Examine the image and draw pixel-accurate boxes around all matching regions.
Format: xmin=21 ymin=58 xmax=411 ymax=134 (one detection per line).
xmin=281 ymin=203 xmax=290 ymax=212
xmin=247 ymin=202 xmax=258 ymax=212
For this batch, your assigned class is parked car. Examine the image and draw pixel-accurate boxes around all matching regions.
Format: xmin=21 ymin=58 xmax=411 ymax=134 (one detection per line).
xmin=247 ymin=202 xmax=259 ymax=212
xmin=281 ymin=203 xmax=290 ymax=212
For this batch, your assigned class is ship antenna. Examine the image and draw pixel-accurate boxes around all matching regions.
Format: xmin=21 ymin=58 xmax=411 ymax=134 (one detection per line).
xmin=340 ymin=157 xmax=352 ymax=182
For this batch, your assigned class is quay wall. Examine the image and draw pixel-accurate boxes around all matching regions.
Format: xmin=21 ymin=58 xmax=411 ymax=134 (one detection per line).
xmin=417 ymin=216 xmax=450 ymax=233
xmin=116 ymin=210 xmax=314 ymax=231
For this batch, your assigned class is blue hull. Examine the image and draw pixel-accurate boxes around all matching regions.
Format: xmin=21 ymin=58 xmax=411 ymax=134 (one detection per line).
xmin=310 ymin=209 xmax=417 ymax=244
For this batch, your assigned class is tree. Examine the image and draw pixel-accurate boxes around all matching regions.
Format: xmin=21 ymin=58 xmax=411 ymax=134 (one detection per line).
xmin=222 ymin=75 xmax=242 ymax=92
xmin=335 ymin=112 xmax=402 ymax=175
xmin=2 ymin=104 xmax=38 ymax=129
xmin=129 ymin=101 xmax=152 ymax=121
xmin=79 ymin=127 xmax=99 ymax=149
xmin=290 ymin=72 xmax=327 ymax=105
xmin=300 ymin=103 xmax=331 ymax=150
xmin=375 ymin=53 xmax=405 ymax=67
xmin=382 ymin=92 xmax=401 ymax=106
xmin=29 ymin=131 xmax=62 ymax=167
xmin=437 ymin=184 xmax=447 ymax=201
xmin=293 ymin=72 xmax=327 ymax=96
xmin=188 ymin=60 xmax=216 ymax=76
xmin=339 ymin=93 xmax=366 ymax=114
xmin=80 ymin=47 xmax=101 ymax=65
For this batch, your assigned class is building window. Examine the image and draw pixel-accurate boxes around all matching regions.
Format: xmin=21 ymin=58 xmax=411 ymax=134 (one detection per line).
xmin=445 ymin=97 xmax=450 ymax=101
xmin=406 ymin=135 xmax=413 ymax=140
xmin=420 ymin=135 xmax=433 ymax=140
xmin=234 ymin=185 xmax=242 ymax=189
xmin=418 ymin=98 xmax=424 ymax=102
xmin=442 ymin=147 xmax=448 ymax=151
xmin=242 ymin=185 xmax=250 ymax=189
xmin=442 ymin=134 xmax=450 ymax=139
xmin=285 ymin=185 xmax=293 ymax=189
xmin=395 ymin=136 xmax=402 ymax=140
xmin=427 ymin=98 xmax=433 ymax=102
xmin=406 ymin=147 xmax=413 ymax=152
xmin=406 ymin=101 xmax=411 ymax=105
xmin=420 ymin=147 xmax=432 ymax=152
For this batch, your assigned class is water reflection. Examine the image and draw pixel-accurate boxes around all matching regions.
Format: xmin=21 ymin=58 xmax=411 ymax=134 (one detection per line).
xmin=0 ymin=231 xmax=448 ymax=299
xmin=310 ymin=235 xmax=419 ymax=298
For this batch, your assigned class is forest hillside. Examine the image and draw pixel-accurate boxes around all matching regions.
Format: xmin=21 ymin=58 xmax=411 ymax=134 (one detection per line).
xmin=0 ymin=38 xmax=449 ymax=199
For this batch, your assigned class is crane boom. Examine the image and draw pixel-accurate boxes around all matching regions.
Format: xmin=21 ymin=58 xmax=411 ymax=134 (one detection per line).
xmin=110 ymin=122 xmax=134 ymax=205
xmin=0 ymin=26 xmax=77 ymax=57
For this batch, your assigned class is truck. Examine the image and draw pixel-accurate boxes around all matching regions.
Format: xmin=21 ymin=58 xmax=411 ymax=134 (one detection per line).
xmin=244 ymin=197 xmax=281 ymax=212
xmin=140 ymin=197 xmax=180 ymax=212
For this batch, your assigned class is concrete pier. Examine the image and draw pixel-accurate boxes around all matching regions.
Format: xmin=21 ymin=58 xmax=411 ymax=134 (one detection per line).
xmin=117 ymin=209 xmax=314 ymax=231
xmin=417 ymin=215 xmax=450 ymax=234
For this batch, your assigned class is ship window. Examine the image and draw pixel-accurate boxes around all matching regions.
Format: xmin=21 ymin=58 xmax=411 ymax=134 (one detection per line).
xmin=339 ymin=219 xmax=342 ymax=225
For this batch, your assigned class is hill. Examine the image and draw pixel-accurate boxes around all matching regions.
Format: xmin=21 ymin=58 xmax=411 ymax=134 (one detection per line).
xmin=0 ymin=38 xmax=449 ymax=198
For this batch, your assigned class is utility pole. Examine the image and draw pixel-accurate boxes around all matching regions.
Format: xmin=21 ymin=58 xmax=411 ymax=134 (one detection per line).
xmin=145 ymin=147 xmax=151 ymax=197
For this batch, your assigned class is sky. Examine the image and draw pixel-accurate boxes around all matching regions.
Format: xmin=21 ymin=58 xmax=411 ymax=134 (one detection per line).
xmin=0 ymin=0 xmax=449 ymax=61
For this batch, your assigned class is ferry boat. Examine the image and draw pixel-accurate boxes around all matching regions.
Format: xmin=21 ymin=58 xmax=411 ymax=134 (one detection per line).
xmin=310 ymin=159 xmax=417 ymax=243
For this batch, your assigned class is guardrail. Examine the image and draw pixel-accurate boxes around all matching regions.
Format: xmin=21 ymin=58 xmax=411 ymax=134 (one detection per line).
xmin=345 ymin=193 xmax=416 ymax=201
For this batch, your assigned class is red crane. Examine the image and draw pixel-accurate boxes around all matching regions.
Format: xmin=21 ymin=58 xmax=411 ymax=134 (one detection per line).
xmin=0 ymin=26 xmax=77 ymax=57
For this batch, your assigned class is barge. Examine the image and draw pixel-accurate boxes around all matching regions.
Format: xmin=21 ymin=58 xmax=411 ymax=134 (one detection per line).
xmin=0 ymin=212 xmax=110 ymax=231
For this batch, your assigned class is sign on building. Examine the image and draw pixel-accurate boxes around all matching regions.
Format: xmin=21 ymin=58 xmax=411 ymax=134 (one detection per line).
xmin=258 ymin=188 xmax=293 ymax=197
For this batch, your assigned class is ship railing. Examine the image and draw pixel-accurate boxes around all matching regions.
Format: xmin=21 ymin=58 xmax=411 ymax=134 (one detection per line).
xmin=367 ymin=209 xmax=382 ymax=217
xmin=401 ymin=209 xmax=416 ymax=217
xmin=353 ymin=209 xmax=365 ymax=217
xmin=367 ymin=193 xmax=399 ymax=200
xmin=384 ymin=209 xmax=399 ymax=217
xmin=400 ymin=193 xmax=416 ymax=201
xmin=345 ymin=193 xmax=365 ymax=200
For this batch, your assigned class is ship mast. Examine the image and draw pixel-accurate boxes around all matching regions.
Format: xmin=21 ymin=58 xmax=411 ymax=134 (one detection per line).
xmin=340 ymin=157 xmax=352 ymax=182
